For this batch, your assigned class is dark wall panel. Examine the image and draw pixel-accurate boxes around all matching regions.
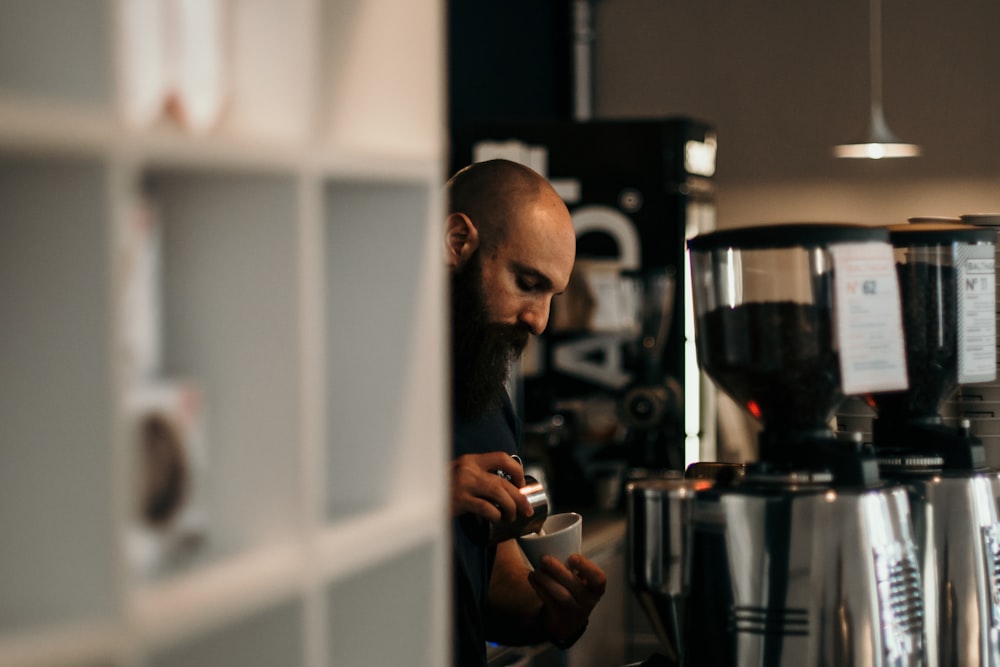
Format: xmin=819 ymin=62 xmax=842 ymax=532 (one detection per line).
xmin=447 ymin=0 xmax=573 ymax=172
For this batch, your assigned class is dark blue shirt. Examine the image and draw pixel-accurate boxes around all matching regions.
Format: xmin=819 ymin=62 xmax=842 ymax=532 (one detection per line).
xmin=452 ymin=395 xmax=520 ymax=667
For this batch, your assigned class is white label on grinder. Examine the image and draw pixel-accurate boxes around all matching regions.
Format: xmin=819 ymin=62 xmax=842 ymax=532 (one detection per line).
xmin=831 ymin=243 xmax=909 ymax=394
xmin=958 ymin=247 xmax=996 ymax=383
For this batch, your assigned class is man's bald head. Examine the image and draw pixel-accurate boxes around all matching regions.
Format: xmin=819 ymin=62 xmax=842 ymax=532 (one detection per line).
xmin=446 ymin=159 xmax=555 ymax=252
xmin=445 ymin=159 xmax=576 ymax=417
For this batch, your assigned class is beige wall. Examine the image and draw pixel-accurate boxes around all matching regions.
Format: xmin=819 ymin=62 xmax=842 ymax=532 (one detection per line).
xmin=593 ymin=0 xmax=1000 ymax=228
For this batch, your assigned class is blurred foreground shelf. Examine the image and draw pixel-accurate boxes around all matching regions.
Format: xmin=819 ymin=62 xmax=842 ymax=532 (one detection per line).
xmin=0 ymin=1 xmax=448 ymax=665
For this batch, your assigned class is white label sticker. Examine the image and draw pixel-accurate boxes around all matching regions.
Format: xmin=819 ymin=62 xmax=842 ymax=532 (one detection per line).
xmin=958 ymin=248 xmax=996 ymax=383
xmin=831 ymin=243 xmax=909 ymax=394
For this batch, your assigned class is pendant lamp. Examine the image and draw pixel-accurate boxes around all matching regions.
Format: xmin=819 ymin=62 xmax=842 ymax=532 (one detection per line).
xmin=833 ymin=0 xmax=920 ymax=159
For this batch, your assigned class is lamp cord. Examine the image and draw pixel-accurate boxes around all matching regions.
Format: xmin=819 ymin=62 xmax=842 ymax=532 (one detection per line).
xmin=869 ymin=0 xmax=883 ymax=114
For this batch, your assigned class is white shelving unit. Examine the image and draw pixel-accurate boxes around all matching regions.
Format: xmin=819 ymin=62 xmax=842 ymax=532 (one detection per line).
xmin=0 ymin=1 xmax=448 ymax=666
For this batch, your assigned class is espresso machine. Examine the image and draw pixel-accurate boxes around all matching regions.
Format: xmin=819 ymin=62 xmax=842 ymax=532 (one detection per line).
xmin=865 ymin=222 xmax=1000 ymax=666
xmin=628 ymin=223 xmax=926 ymax=666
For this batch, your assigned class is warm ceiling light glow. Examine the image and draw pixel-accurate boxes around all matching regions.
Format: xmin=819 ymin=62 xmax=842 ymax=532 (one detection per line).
xmin=833 ymin=140 xmax=922 ymax=160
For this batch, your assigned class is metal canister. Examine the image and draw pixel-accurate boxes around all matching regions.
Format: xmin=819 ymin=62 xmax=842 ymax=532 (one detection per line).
xmin=627 ymin=477 xmax=708 ymax=664
xmin=488 ymin=474 xmax=549 ymax=543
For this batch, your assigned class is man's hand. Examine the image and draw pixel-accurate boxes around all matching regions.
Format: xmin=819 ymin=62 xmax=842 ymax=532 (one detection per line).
xmin=450 ymin=452 xmax=532 ymax=522
xmin=486 ymin=541 xmax=606 ymax=648
xmin=529 ymin=553 xmax=607 ymax=643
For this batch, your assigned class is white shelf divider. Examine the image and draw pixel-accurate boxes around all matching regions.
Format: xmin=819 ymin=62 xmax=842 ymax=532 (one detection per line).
xmin=130 ymin=542 xmax=306 ymax=653
xmin=297 ymin=170 xmax=330 ymax=667
xmin=0 ymin=97 xmax=115 ymax=156
xmin=0 ymin=620 xmax=124 ymax=667
xmin=315 ymin=499 xmax=445 ymax=584
xmin=0 ymin=99 xmax=443 ymax=178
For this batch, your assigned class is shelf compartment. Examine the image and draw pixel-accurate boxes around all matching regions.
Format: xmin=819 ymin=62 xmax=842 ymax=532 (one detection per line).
xmin=322 ymin=179 xmax=447 ymax=522
xmin=145 ymin=595 xmax=305 ymax=667
xmin=0 ymin=154 xmax=118 ymax=636
xmin=0 ymin=0 xmax=112 ymax=109
xmin=222 ymin=0 xmax=313 ymax=142
xmin=116 ymin=0 xmax=313 ymax=141
xmin=145 ymin=169 xmax=304 ymax=570
xmin=325 ymin=541 xmax=446 ymax=666
xmin=318 ymin=0 xmax=444 ymax=160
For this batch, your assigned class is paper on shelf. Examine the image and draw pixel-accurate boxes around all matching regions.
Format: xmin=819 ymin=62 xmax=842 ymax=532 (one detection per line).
xmin=119 ymin=0 xmax=169 ymax=129
xmin=118 ymin=0 xmax=231 ymax=134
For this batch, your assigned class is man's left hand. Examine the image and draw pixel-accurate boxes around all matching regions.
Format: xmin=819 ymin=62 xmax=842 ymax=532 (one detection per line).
xmin=528 ymin=553 xmax=607 ymax=644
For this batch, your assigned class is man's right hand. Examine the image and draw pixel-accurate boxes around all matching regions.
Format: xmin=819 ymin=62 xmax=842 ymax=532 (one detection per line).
xmin=450 ymin=452 xmax=533 ymax=522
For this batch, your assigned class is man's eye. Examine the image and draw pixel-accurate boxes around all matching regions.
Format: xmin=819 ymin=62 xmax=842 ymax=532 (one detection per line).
xmin=517 ymin=278 xmax=539 ymax=292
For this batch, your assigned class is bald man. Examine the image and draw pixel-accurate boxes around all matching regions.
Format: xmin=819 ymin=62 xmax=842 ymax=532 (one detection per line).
xmin=446 ymin=160 xmax=607 ymax=666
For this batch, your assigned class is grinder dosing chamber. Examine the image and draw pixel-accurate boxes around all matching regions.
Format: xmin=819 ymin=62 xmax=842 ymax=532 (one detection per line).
xmin=866 ymin=222 xmax=1000 ymax=666
xmin=629 ymin=223 xmax=925 ymax=666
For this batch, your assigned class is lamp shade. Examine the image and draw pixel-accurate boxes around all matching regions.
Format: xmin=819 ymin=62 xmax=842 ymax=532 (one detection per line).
xmin=833 ymin=106 xmax=921 ymax=159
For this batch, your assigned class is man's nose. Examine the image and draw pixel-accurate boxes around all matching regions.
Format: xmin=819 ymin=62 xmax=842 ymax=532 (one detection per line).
xmin=519 ymin=298 xmax=550 ymax=336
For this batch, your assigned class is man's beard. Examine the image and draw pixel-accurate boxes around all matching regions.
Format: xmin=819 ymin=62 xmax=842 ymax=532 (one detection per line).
xmin=450 ymin=255 xmax=531 ymax=420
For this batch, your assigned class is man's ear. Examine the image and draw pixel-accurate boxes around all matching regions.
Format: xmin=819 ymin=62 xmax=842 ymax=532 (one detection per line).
xmin=445 ymin=212 xmax=480 ymax=268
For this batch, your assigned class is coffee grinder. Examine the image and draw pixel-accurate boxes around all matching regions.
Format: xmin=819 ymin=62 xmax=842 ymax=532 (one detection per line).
xmin=866 ymin=222 xmax=1000 ymax=666
xmin=628 ymin=223 xmax=925 ymax=666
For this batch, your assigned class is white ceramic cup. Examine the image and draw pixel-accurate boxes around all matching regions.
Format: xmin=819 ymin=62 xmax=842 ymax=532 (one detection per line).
xmin=516 ymin=512 xmax=583 ymax=570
